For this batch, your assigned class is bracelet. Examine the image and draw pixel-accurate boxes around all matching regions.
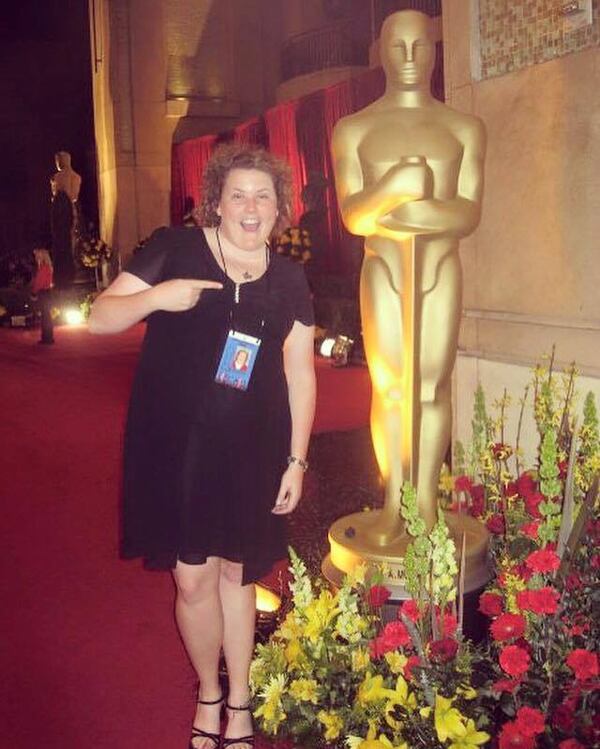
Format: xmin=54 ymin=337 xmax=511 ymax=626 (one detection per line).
xmin=287 ymin=455 xmax=309 ymax=472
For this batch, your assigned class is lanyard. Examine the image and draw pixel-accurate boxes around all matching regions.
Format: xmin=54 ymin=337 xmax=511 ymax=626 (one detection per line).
xmin=215 ymin=226 xmax=270 ymax=332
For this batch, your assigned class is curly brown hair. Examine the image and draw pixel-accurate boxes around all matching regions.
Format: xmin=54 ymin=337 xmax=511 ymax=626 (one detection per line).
xmin=196 ymin=143 xmax=293 ymax=236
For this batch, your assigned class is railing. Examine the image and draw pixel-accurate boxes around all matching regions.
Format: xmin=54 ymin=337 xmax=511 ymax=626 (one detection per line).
xmin=280 ymin=1 xmax=442 ymax=84
xmin=281 ymin=16 xmax=371 ymax=82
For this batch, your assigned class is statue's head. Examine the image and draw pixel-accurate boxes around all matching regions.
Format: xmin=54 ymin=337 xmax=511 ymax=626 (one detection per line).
xmin=380 ymin=10 xmax=436 ymax=90
xmin=54 ymin=151 xmax=72 ymax=170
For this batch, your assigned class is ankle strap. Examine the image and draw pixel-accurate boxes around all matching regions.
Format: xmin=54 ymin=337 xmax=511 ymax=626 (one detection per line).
xmin=226 ymin=702 xmax=251 ymax=711
xmin=197 ymin=695 xmax=224 ymax=705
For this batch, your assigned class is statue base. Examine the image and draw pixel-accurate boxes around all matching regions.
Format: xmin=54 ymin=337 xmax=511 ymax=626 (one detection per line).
xmin=322 ymin=508 xmax=491 ymax=597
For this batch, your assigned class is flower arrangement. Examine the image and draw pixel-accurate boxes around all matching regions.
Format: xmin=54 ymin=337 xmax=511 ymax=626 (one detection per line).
xmin=77 ymin=235 xmax=112 ymax=269
xmin=445 ymin=355 xmax=600 ymax=749
xmin=251 ymin=355 xmax=600 ymax=749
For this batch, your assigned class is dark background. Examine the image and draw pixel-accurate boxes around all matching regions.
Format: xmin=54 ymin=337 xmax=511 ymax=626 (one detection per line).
xmin=0 ymin=1 xmax=97 ymax=262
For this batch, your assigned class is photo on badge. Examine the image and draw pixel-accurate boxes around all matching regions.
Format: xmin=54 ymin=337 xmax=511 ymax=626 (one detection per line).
xmin=215 ymin=330 xmax=261 ymax=391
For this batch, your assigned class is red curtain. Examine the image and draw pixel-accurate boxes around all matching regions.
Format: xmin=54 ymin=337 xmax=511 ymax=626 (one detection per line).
xmin=170 ymin=134 xmax=217 ymax=225
xmin=233 ymin=116 xmax=267 ymax=146
xmin=264 ymin=100 xmax=306 ymax=223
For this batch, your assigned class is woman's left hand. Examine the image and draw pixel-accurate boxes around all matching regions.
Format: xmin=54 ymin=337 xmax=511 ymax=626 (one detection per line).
xmin=272 ymin=465 xmax=304 ymax=514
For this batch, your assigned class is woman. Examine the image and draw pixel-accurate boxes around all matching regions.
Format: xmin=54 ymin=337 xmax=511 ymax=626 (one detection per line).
xmin=88 ymin=144 xmax=316 ymax=749
xmin=30 ymin=247 xmax=54 ymax=344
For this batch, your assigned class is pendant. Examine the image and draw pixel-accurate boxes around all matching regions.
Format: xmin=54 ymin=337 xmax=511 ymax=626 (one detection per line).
xmin=242 ymin=271 xmax=253 ymax=280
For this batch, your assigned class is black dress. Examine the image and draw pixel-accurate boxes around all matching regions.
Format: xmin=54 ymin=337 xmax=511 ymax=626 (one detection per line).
xmin=121 ymin=226 xmax=314 ymax=584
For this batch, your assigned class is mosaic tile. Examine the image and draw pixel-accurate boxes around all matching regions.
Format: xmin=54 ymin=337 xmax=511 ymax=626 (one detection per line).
xmin=478 ymin=0 xmax=599 ymax=79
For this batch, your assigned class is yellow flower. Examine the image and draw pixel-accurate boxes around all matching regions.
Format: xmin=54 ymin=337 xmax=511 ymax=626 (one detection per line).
xmin=289 ymin=678 xmax=319 ymax=704
xmin=284 ymin=638 xmax=303 ymax=668
xmin=254 ymin=674 xmax=287 ymax=733
xmin=347 ymin=563 xmax=367 ymax=587
xmin=278 ymin=611 xmax=302 ymax=640
xmin=384 ymin=651 xmax=407 ymax=674
xmin=336 ymin=611 xmax=368 ymax=642
xmin=385 ymin=675 xmax=417 ymax=711
xmin=448 ymin=719 xmax=490 ymax=749
xmin=357 ymin=674 xmax=387 ymax=705
xmin=303 ymin=589 xmax=340 ymax=642
xmin=351 ymin=647 xmax=371 ymax=672
xmin=434 ymin=694 xmax=467 ymax=743
xmin=439 ymin=471 xmax=455 ymax=494
xmin=456 ymin=684 xmax=477 ymax=701
xmin=358 ymin=731 xmax=408 ymax=749
xmin=317 ymin=709 xmax=344 ymax=741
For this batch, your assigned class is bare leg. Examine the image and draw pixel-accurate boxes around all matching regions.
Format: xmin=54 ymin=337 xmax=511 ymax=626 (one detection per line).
xmin=173 ymin=558 xmax=224 ymax=748
xmin=220 ymin=560 xmax=256 ymax=747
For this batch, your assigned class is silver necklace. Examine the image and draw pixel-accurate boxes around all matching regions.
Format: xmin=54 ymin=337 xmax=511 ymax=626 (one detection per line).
xmin=215 ymin=227 xmax=268 ymax=283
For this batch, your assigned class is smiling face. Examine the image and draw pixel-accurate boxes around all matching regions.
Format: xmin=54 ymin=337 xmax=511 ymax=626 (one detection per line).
xmin=217 ymin=168 xmax=278 ymax=251
xmin=380 ymin=11 xmax=435 ymax=90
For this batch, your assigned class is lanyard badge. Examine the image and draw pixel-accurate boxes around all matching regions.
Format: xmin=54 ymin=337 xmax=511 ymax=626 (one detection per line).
xmin=215 ymin=329 xmax=261 ymax=391
xmin=213 ymin=227 xmax=270 ymax=391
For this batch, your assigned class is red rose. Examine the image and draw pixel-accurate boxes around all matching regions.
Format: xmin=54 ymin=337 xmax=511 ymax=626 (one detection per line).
xmin=479 ymin=591 xmax=504 ymax=617
xmin=499 ymin=721 xmax=536 ymax=749
xmin=515 ymin=706 xmax=545 ymax=736
xmin=525 ymin=548 xmax=561 ymax=574
xmin=566 ymin=649 xmax=599 ymax=681
xmin=381 ymin=620 xmax=411 ymax=649
xmin=524 ymin=492 xmax=544 ymax=519
xmin=559 ymin=740 xmax=585 ymax=749
xmin=439 ymin=612 xmax=458 ymax=637
xmin=558 ymin=459 xmax=568 ymax=478
xmin=491 ymin=613 xmax=526 ymax=642
xmin=367 ymin=584 xmax=391 ymax=607
xmin=516 ymin=587 xmax=559 ymax=615
xmin=552 ymin=704 xmax=575 ymax=732
xmin=400 ymin=599 xmax=421 ymax=622
xmin=403 ymin=654 xmax=421 ymax=680
xmin=499 ymin=645 xmax=531 ymax=677
xmin=516 ymin=473 xmax=537 ymax=498
xmin=514 ymin=562 xmax=534 ymax=582
xmin=455 ymin=475 xmax=472 ymax=493
xmin=492 ymin=679 xmax=520 ymax=694
xmin=487 ymin=514 xmax=506 ymax=534
xmin=429 ymin=637 xmax=459 ymax=662
xmin=520 ymin=521 xmax=540 ymax=540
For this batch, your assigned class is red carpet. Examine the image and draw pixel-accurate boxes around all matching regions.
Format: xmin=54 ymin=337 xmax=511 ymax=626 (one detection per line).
xmin=0 ymin=324 xmax=370 ymax=749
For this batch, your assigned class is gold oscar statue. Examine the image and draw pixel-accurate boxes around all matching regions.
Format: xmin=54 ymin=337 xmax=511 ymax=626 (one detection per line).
xmin=323 ymin=10 xmax=489 ymax=593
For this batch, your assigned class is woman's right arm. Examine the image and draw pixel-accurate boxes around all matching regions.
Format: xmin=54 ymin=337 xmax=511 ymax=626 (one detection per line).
xmin=88 ymin=272 xmax=222 ymax=334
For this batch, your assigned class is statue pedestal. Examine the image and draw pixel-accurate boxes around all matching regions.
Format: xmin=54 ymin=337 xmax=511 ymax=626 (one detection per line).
xmin=322 ymin=508 xmax=491 ymax=598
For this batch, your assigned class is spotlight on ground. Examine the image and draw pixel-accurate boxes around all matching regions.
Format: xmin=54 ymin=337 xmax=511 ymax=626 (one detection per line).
xmin=255 ymin=584 xmax=281 ymax=614
xmin=319 ymin=337 xmax=336 ymax=357
xmin=64 ymin=308 xmax=85 ymax=325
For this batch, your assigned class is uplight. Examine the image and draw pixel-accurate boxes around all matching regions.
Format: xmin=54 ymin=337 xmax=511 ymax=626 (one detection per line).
xmin=64 ymin=308 xmax=84 ymax=325
xmin=320 ymin=337 xmax=336 ymax=357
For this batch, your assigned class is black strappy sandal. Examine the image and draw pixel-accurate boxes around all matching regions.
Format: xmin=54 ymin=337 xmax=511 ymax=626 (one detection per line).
xmin=189 ymin=694 xmax=224 ymax=749
xmin=221 ymin=703 xmax=254 ymax=749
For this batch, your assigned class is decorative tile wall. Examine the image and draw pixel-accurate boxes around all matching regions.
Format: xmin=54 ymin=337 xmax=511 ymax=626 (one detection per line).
xmin=478 ymin=0 xmax=600 ymax=79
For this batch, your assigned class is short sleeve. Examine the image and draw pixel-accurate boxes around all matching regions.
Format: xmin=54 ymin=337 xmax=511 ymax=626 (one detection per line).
xmin=291 ymin=264 xmax=315 ymax=326
xmin=124 ymin=227 xmax=171 ymax=286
